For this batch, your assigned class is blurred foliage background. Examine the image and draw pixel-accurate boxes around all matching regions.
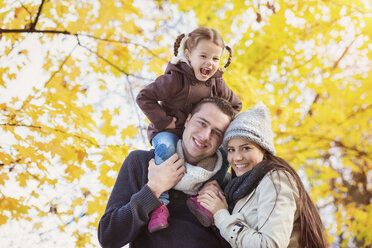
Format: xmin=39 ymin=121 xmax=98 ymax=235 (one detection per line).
xmin=0 ymin=0 xmax=371 ymax=247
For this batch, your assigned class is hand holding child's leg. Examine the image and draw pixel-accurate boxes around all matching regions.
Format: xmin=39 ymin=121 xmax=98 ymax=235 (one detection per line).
xmin=147 ymin=154 xmax=185 ymax=198
xmin=147 ymin=153 xmax=185 ymax=233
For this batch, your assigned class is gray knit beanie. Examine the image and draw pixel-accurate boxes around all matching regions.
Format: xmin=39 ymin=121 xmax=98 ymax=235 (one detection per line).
xmin=223 ymin=102 xmax=276 ymax=155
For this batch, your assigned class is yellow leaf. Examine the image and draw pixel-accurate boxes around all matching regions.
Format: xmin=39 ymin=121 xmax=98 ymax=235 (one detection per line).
xmin=0 ymin=214 xmax=8 ymax=225
xmin=76 ymin=149 xmax=87 ymax=163
xmin=85 ymin=160 xmax=96 ymax=171
xmin=101 ymin=110 xmax=116 ymax=137
xmin=33 ymin=222 xmax=43 ymax=230
xmin=65 ymin=164 xmax=85 ymax=181
xmin=121 ymin=125 xmax=139 ymax=140
xmin=16 ymin=173 xmax=29 ymax=187
xmin=0 ymin=173 xmax=9 ymax=184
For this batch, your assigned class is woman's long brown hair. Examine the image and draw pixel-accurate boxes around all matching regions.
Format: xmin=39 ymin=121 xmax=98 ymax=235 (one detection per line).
xmin=262 ymin=153 xmax=328 ymax=248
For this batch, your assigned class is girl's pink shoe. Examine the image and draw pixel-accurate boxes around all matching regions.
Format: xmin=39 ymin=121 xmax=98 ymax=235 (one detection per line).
xmin=186 ymin=196 xmax=214 ymax=227
xmin=148 ymin=203 xmax=170 ymax=233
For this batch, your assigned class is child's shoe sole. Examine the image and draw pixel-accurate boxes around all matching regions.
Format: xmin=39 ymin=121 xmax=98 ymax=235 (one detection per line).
xmin=186 ymin=198 xmax=213 ymax=227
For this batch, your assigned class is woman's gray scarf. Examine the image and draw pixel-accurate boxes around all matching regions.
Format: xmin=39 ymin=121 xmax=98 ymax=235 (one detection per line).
xmin=224 ymin=161 xmax=274 ymax=213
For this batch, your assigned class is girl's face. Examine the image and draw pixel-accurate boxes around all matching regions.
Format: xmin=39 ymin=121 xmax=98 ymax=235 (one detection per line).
xmin=227 ymin=138 xmax=265 ymax=177
xmin=185 ymin=39 xmax=223 ymax=82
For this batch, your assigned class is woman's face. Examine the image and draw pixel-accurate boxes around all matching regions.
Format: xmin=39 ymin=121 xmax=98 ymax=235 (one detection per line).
xmin=227 ymin=137 xmax=265 ymax=177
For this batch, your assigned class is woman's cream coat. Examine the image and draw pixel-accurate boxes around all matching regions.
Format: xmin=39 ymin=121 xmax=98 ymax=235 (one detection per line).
xmin=214 ymin=170 xmax=301 ymax=248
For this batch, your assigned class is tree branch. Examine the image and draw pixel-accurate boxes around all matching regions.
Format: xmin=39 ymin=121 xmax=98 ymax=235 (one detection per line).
xmin=30 ymin=0 xmax=46 ymax=30
xmin=78 ymin=43 xmax=152 ymax=81
xmin=21 ymin=163 xmax=40 ymax=180
xmin=0 ymin=28 xmax=162 ymax=82
xmin=0 ymin=123 xmax=98 ymax=147
xmin=0 ymin=123 xmax=126 ymax=148
xmin=333 ymin=140 xmax=368 ymax=157
xmin=329 ymin=0 xmax=367 ymax=14
xmin=331 ymin=37 xmax=356 ymax=70
xmin=18 ymin=44 xmax=78 ymax=114
xmin=303 ymin=93 xmax=320 ymax=118
xmin=345 ymin=104 xmax=372 ymax=119
xmin=0 ymin=28 xmax=164 ymax=61
xmin=124 ymin=76 xmax=147 ymax=146
xmin=18 ymin=1 xmax=32 ymax=16
xmin=0 ymin=28 xmax=71 ymax=34
xmin=279 ymin=131 xmax=370 ymax=158
xmin=0 ymin=27 xmax=156 ymax=143
xmin=79 ymin=33 xmax=167 ymax=63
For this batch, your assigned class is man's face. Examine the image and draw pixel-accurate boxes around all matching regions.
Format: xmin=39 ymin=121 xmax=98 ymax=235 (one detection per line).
xmin=181 ymin=102 xmax=231 ymax=164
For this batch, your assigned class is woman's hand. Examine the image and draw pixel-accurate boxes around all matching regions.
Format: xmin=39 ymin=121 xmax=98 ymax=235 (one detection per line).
xmin=198 ymin=188 xmax=228 ymax=215
xmin=198 ymin=180 xmax=222 ymax=196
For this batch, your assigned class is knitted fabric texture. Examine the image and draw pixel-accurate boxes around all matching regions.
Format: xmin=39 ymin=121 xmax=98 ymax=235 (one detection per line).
xmin=223 ymin=102 xmax=276 ymax=155
xmin=224 ymin=162 xmax=274 ymax=213
xmin=170 ymin=33 xmax=190 ymax=65
xmin=173 ymin=140 xmax=223 ymax=195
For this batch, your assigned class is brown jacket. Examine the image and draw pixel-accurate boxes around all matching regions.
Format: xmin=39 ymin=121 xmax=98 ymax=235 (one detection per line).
xmin=136 ymin=62 xmax=242 ymax=143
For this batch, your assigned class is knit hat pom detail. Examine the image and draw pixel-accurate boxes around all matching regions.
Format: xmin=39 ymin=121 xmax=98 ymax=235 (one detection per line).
xmin=253 ymin=102 xmax=269 ymax=118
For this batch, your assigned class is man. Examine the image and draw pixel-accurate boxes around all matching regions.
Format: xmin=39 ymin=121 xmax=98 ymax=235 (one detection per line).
xmin=98 ymin=97 xmax=235 ymax=248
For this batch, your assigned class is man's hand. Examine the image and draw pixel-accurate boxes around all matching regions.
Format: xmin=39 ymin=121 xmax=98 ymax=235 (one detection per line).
xmin=147 ymin=153 xmax=185 ymax=198
xmin=165 ymin=117 xmax=177 ymax=129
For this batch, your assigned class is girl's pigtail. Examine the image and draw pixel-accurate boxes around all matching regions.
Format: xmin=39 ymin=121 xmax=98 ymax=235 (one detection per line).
xmin=174 ymin=34 xmax=185 ymax=56
xmin=224 ymin=45 xmax=232 ymax=69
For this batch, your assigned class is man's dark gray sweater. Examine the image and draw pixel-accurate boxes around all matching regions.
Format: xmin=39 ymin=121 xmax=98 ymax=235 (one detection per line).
xmin=98 ymin=149 xmax=231 ymax=248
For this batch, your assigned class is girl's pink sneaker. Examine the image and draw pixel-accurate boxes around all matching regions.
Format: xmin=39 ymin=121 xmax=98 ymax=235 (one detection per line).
xmin=148 ymin=203 xmax=170 ymax=233
xmin=186 ymin=196 xmax=214 ymax=227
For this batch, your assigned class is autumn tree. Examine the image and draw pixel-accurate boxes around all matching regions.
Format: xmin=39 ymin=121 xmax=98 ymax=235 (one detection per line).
xmin=0 ymin=0 xmax=176 ymax=246
xmin=173 ymin=0 xmax=372 ymax=246
xmin=1 ymin=0 xmax=371 ymax=247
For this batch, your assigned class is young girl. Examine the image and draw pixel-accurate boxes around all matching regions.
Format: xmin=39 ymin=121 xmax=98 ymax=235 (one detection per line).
xmin=136 ymin=26 xmax=242 ymax=232
xmin=198 ymin=103 xmax=327 ymax=248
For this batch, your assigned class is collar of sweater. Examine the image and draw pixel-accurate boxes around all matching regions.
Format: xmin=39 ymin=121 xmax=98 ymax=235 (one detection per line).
xmin=173 ymin=140 xmax=222 ymax=195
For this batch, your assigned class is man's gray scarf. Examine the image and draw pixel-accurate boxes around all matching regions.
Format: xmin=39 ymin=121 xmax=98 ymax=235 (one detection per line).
xmin=173 ymin=140 xmax=223 ymax=195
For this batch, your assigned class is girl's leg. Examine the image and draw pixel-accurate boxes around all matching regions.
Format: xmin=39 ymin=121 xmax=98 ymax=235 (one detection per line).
xmin=152 ymin=132 xmax=179 ymax=166
xmin=152 ymin=132 xmax=178 ymax=205
xmin=148 ymin=132 xmax=178 ymax=233
xmin=159 ymin=192 xmax=169 ymax=205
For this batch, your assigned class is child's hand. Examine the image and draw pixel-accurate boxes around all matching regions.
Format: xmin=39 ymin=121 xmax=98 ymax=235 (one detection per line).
xmin=165 ymin=117 xmax=177 ymax=129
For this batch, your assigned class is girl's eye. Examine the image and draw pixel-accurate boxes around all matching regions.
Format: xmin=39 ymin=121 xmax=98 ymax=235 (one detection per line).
xmin=200 ymin=55 xmax=206 ymax=58
xmin=227 ymin=148 xmax=234 ymax=152
xmin=213 ymin=57 xmax=220 ymax=61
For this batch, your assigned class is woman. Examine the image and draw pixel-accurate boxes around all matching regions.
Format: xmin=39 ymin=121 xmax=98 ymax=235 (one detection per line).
xmin=197 ymin=103 xmax=327 ymax=248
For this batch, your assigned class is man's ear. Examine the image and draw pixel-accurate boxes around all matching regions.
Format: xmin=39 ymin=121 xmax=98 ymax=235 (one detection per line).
xmin=184 ymin=114 xmax=192 ymax=127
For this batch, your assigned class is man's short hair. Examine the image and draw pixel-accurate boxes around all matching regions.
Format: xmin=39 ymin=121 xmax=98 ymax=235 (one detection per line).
xmin=191 ymin=97 xmax=236 ymax=121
